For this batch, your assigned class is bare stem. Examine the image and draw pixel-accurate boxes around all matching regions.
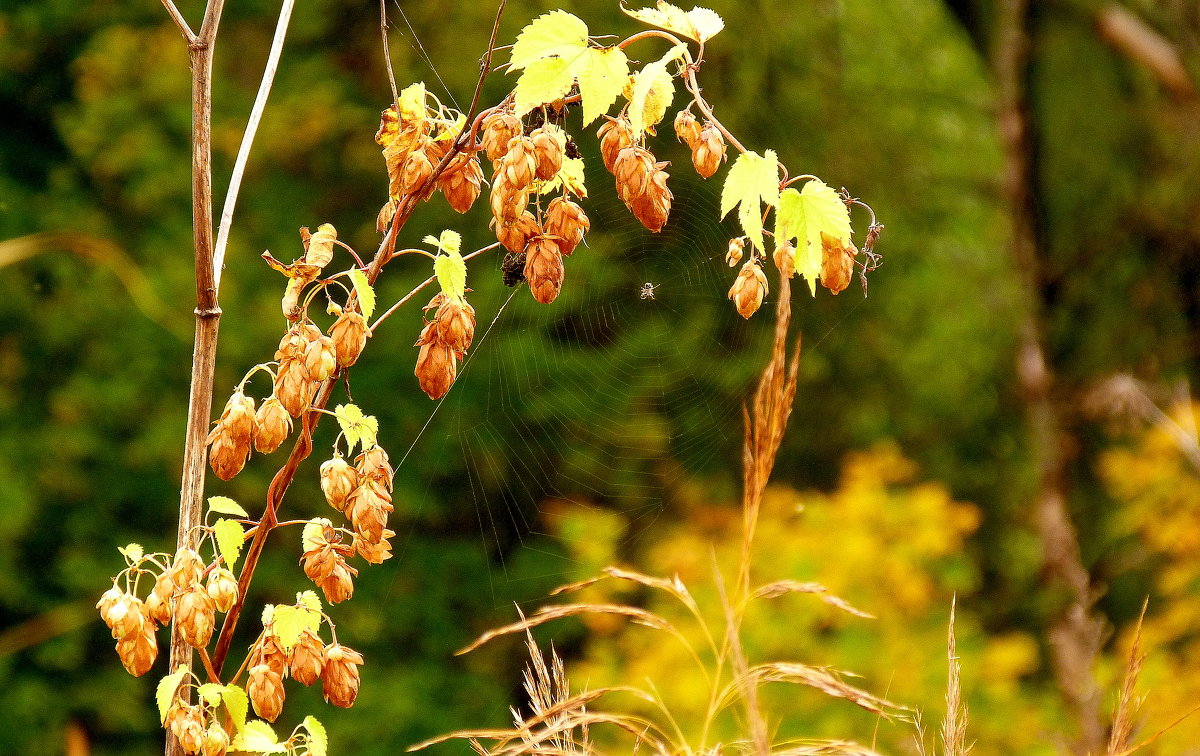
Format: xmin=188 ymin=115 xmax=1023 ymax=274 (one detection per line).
xmin=212 ymin=0 xmax=297 ymax=292
xmin=160 ymin=0 xmax=196 ymax=42
xmin=167 ymin=4 xmax=226 ymax=754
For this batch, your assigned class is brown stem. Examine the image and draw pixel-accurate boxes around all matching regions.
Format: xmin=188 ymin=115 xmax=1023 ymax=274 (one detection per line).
xmin=995 ymin=2 xmax=1103 ymax=752
xmin=167 ymin=4 xmax=226 ymax=756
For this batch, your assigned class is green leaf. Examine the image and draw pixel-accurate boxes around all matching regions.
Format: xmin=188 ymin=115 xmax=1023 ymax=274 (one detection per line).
xmin=349 ymin=268 xmax=376 ymax=321
xmin=221 ymin=684 xmax=249 ymax=733
xmin=720 ymin=150 xmax=780 ymax=253
xmin=333 ymin=403 xmax=378 ymax=454
xmin=118 ymin=543 xmax=144 ymax=562
xmin=627 ymin=44 xmax=685 ymax=136
xmin=207 ymin=496 xmax=248 ymax=518
xmin=213 ymin=518 xmax=245 ymax=569
xmin=514 ymin=56 xmax=576 ymax=116
xmin=271 ymin=604 xmax=319 ymax=651
xmin=196 ymin=683 xmax=224 ymax=707
xmin=433 ymin=246 xmax=468 ymax=305
xmin=232 ymin=720 xmax=288 ymax=753
xmin=302 ymin=716 xmax=329 ymax=756
xmin=156 ymin=666 xmax=189 ymax=723
xmin=509 ymin=10 xmax=589 ymax=70
xmin=575 ymin=47 xmax=629 ymax=126
xmin=621 ymin=1 xmax=725 ymax=43
xmin=775 ymin=179 xmax=853 ymax=295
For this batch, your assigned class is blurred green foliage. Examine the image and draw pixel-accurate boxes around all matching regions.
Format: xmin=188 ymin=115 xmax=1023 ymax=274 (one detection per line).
xmin=1 ymin=0 xmax=1198 ymax=753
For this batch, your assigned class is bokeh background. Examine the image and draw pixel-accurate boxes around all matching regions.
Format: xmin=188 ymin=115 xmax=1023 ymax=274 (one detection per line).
xmin=3 ymin=0 xmax=1200 ymax=753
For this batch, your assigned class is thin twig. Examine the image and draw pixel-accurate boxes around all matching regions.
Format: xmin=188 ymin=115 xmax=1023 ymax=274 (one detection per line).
xmin=212 ymin=0 xmax=297 ymax=292
xmin=159 ymin=0 xmax=196 ymax=42
xmin=380 ymin=0 xmax=401 ymax=112
xmin=458 ymin=0 xmax=508 ymax=147
xmin=369 ymin=242 xmax=500 ymax=331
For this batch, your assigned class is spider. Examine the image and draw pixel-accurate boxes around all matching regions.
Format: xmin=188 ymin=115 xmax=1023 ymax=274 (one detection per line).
xmin=639 ymin=282 xmax=659 ymax=300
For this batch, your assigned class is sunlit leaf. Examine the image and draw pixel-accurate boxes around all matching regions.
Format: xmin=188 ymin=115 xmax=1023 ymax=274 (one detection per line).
xmin=303 ymin=716 xmax=329 ymax=756
xmin=576 ymin=47 xmax=629 ymax=126
xmin=333 ymin=403 xmax=378 ymax=454
xmin=721 ymin=150 xmax=780 ymax=252
xmin=232 ymin=720 xmax=287 ymax=753
xmin=196 ymin=683 xmax=224 ymax=707
xmin=272 ymin=604 xmax=320 ymax=651
xmin=510 ymin=10 xmax=589 ymax=70
xmin=397 ymin=82 xmax=427 ymax=121
xmin=537 ymin=157 xmax=587 ymax=199
xmin=213 ymin=518 xmax=245 ymax=569
xmin=207 ymin=496 xmax=248 ymax=518
xmin=118 ymin=543 xmax=144 ymax=563
xmin=349 ymin=268 xmax=375 ymax=321
xmin=296 ymin=590 xmax=322 ymax=615
xmin=434 ymin=246 xmax=468 ymax=305
xmin=156 ymin=666 xmax=188 ymax=723
xmin=621 ymin=1 xmax=725 ymax=43
xmin=221 ymin=684 xmax=249 ymax=733
xmin=302 ymin=519 xmax=332 ymax=552
xmin=514 ymin=56 xmax=576 ymax=116
xmin=775 ymin=179 xmax=852 ymax=294
xmin=627 ymin=44 xmax=686 ymax=136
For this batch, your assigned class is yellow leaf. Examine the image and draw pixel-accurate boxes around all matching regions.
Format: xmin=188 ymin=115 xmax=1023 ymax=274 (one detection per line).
xmin=231 ymin=720 xmax=287 ymax=753
xmin=213 ymin=518 xmax=245 ymax=569
xmin=296 ymin=590 xmax=322 ymax=615
xmin=510 ymin=10 xmax=589 ymax=70
xmin=302 ymin=518 xmax=332 ymax=552
xmin=196 ymin=683 xmax=224 ymax=707
xmin=627 ymin=44 xmax=686 ymax=137
xmin=434 ymin=245 xmax=467 ymax=304
xmin=303 ymin=716 xmax=329 ymax=756
xmin=221 ymin=685 xmax=249 ymax=733
xmin=333 ymin=402 xmax=378 ymax=454
xmin=775 ymin=179 xmax=852 ymax=295
xmin=271 ymin=604 xmax=320 ymax=651
xmin=514 ymin=56 xmax=576 ymax=117
xmin=720 ymin=150 xmax=781 ymax=252
xmin=621 ymin=1 xmax=725 ymax=43
xmin=397 ymin=82 xmax=427 ymax=122
xmin=575 ymin=47 xmax=629 ymax=126
xmin=349 ymin=268 xmax=375 ymax=321
xmin=156 ymin=666 xmax=188 ymax=723
xmin=537 ymin=156 xmax=587 ymax=199
xmin=118 ymin=543 xmax=144 ymax=563
xmin=207 ymin=496 xmax=247 ymax=518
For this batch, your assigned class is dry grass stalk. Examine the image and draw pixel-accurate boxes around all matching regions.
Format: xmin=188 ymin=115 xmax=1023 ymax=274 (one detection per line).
xmin=714 ymin=561 xmax=771 ymax=756
xmin=750 ymin=580 xmax=875 ymax=619
xmin=941 ymin=598 xmax=970 ymax=756
xmin=551 ymin=567 xmax=699 ymax=615
xmin=456 ymin=603 xmax=685 ymax=657
xmin=1106 ymin=600 xmax=1147 ymax=755
xmin=770 ymin=740 xmax=889 ymax=756
xmin=731 ymin=663 xmax=904 ymax=720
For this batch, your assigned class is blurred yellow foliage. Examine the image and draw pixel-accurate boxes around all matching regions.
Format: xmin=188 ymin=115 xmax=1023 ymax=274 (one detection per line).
xmin=550 ymin=443 xmax=1061 ymax=754
xmin=1098 ymin=403 xmax=1200 ymax=752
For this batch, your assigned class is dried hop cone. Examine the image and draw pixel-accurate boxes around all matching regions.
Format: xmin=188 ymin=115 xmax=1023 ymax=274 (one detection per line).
xmin=304 ymin=334 xmax=337 ymax=383
xmin=99 ymin=590 xmax=145 ymax=640
xmin=202 ymin=723 xmax=230 ymax=756
xmin=170 ymin=547 xmax=205 ymax=590
xmin=692 ymin=123 xmax=727 ymax=179
xmin=355 ymin=528 xmax=395 ymax=564
xmin=726 ymin=237 xmax=745 ymax=267
xmin=206 ymin=390 xmax=256 ymax=481
xmin=544 ymin=197 xmax=590 ymax=257
xmin=355 ymin=443 xmax=394 ymax=489
xmin=346 ymin=479 xmax=395 ymax=544
xmin=254 ymin=396 xmax=292 ymax=454
xmin=773 ymin=241 xmax=796 ymax=279
xmin=489 ymin=177 xmax=530 ymax=228
xmin=524 ymin=235 xmax=565 ymax=305
xmin=400 ymin=138 xmax=435 ymax=197
xmin=597 ymin=117 xmax=634 ymax=173
xmin=414 ymin=337 xmax=457 ymax=401
xmin=274 ymin=357 xmax=315 ymax=418
xmin=288 ymin=628 xmax=326 ymax=686
xmin=116 ymin=622 xmax=158 ymax=677
xmin=819 ymin=232 xmax=858 ymax=295
xmin=728 ymin=259 xmax=768 ymax=319
xmin=175 ymin=708 xmax=205 ymax=755
xmin=321 ymin=643 xmax=365 ymax=708
xmin=613 ymin=146 xmax=656 ymax=205
xmin=320 ymin=455 xmax=359 ymax=512
xmin=253 ymin=633 xmax=289 ymax=678
xmin=631 ymin=162 xmax=672 ymax=233
xmin=481 ymin=111 xmax=522 ymax=162
xmin=674 ymin=109 xmax=702 ymax=147
xmin=438 ymin=153 xmax=483 ymax=214
xmin=329 ymin=309 xmax=371 ymax=368
xmin=530 ymin=125 xmax=566 ymax=181
xmin=248 ymin=663 xmax=286 ymax=723
xmin=497 ymin=135 xmax=538 ymax=191
xmin=302 ymin=522 xmax=358 ymax=604
xmin=145 ymin=576 xmax=174 ymax=627
xmin=493 ymin=211 xmax=540 ymax=255
xmin=176 ymin=585 xmax=217 ymax=649
xmin=205 ymin=568 xmax=239 ymax=613
xmin=433 ymin=297 xmax=476 ymax=354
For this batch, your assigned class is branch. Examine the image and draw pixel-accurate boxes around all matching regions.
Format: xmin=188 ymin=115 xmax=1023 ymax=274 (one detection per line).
xmin=212 ymin=0 xmax=298 ymax=293
xmin=1096 ymin=4 xmax=1196 ymax=99
xmin=159 ymin=0 xmax=196 ymax=42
